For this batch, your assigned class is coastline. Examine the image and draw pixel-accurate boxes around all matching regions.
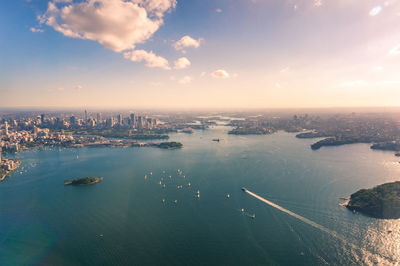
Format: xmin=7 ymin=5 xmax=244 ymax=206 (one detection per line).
xmin=0 ymin=161 xmax=22 ymax=182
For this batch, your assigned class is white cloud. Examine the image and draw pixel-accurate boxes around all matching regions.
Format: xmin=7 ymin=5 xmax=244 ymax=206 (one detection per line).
xmin=179 ymin=76 xmax=192 ymax=84
xmin=39 ymin=0 xmax=176 ymax=52
xmin=369 ymin=6 xmax=382 ymax=16
xmin=275 ymin=82 xmax=281 ymax=88
xmin=124 ymin=50 xmax=170 ymax=69
xmin=174 ymin=35 xmax=202 ymax=51
xmin=389 ymin=44 xmax=400 ymax=55
xmin=56 ymin=87 xmax=65 ymax=91
xmin=74 ymin=84 xmax=83 ymax=91
xmin=373 ymin=66 xmax=383 ymax=71
xmin=216 ymin=8 xmax=222 ymax=13
xmin=174 ymin=57 xmax=191 ymax=69
xmin=211 ymin=69 xmax=230 ymax=79
xmin=314 ymin=0 xmax=322 ymax=7
xmin=53 ymin=0 xmax=72 ymax=3
xmin=30 ymin=27 xmax=44 ymax=33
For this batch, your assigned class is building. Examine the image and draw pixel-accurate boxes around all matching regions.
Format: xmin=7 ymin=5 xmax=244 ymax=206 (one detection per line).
xmin=85 ymin=110 xmax=88 ymax=121
xmin=4 ymin=122 xmax=9 ymax=136
xmin=130 ymin=113 xmax=136 ymax=128
xmin=70 ymin=116 xmax=76 ymax=126
xmin=137 ymin=116 xmax=144 ymax=129
xmin=118 ymin=114 xmax=122 ymax=126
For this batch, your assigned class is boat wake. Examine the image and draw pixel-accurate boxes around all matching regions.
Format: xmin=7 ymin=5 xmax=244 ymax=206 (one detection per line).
xmin=242 ymin=188 xmax=396 ymax=265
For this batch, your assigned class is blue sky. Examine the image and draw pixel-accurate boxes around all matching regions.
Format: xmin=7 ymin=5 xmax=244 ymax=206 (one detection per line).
xmin=1 ymin=0 xmax=400 ymax=108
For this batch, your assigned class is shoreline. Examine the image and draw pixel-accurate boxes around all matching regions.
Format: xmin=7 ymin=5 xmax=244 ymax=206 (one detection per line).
xmin=0 ymin=161 xmax=22 ymax=182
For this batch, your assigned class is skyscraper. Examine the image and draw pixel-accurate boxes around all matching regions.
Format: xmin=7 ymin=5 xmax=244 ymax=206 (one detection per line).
xmin=118 ymin=114 xmax=122 ymax=126
xmin=70 ymin=116 xmax=76 ymax=126
xmin=130 ymin=113 xmax=135 ymax=128
xmin=84 ymin=110 xmax=88 ymax=122
xmin=97 ymin=113 xmax=102 ymax=123
xmin=4 ymin=121 xmax=9 ymax=135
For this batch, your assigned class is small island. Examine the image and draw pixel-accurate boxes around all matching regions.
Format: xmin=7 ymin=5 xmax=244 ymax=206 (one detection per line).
xmin=346 ymin=181 xmax=400 ymax=219
xmin=64 ymin=177 xmax=103 ymax=186
xmin=157 ymin=142 xmax=183 ymax=149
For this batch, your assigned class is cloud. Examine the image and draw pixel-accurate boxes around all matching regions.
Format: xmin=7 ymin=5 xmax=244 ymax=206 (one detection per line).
xmin=314 ymin=0 xmax=322 ymax=7
xmin=30 ymin=27 xmax=44 ymax=33
xmin=389 ymin=44 xmax=400 ymax=55
xmin=123 ymin=49 xmax=170 ymax=69
xmin=179 ymin=76 xmax=192 ymax=84
xmin=211 ymin=69 xmax=230 ymax=79
xmin=173 ymin=35 xmax=202 ymax=51
xmin=200 ymin=72 xmax=206 ymax=77
xmin=74 ymin=84 xmax=83 ymax=91
xmin=39 ymin=0 xmax=176 ymax=52
xmin=369 ymin=6 xmax=382 ymax=16
xmin=174 ymin=57 xmax=191 ymax=69
xmin=216 ymin=8 xmax=222 ymax=13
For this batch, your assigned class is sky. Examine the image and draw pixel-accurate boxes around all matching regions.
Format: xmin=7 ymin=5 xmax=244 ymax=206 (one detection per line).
xmin=0 ymin=0 xmax=400 ymax=109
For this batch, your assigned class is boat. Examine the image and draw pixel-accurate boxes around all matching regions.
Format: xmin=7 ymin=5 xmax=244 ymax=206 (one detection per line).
xmin=226 ymin=194 xmax=230 ymax=198
xmin=212 ymin=138 xmax=220 ymax=142
xmin=241 ymin=187 xmax=247 ymax=192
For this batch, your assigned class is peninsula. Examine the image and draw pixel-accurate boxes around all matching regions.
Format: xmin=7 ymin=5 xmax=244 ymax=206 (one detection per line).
xmin=0 ymin=159 xmax=21 ymax=181
xmin=346 ymin=181 xmax=400 ymax=219
xmin=64 ymin=177 xmax=103 ymax=186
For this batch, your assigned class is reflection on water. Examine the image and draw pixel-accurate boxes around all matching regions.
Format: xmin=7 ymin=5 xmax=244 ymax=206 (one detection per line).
xmin=1 ymin=126 xmax=400 ymax=265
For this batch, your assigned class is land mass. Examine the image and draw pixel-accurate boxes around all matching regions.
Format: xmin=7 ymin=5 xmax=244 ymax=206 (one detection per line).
xmin=64 ymin=177 xmax=103 ymax=186
xmin=346 ymin=181 xmax=400 ymax=219
xmin=0 ymin=159 xmax=21 ymax=181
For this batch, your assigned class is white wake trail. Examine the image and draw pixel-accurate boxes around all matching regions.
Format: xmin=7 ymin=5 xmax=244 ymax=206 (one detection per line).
xmin=243 ymin=188 xmax=395 ymax=265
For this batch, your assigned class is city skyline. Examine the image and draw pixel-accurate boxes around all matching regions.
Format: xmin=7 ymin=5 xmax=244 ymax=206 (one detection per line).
xmin=1 ymin=0 xmax=400 ymax=108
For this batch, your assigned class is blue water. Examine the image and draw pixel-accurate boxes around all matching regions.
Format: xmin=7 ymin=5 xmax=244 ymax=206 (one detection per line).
xmin=1 ymin=126 xmax=400 ymax=265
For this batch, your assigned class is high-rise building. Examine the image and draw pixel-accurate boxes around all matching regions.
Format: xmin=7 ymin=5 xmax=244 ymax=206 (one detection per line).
xmin=118 ymin=114 xmax=122 ymax=126
xmin=106 ymin=118 xmax=115 ymax=128
xmin=146 ymin=118 xmax=153 ymax=129
xmin=130 ymin=113 xmax=135 ymax=128
xmin=97 ymin=113 xmax=102 ymax=123
xmin=70 ymin=116 xmax=76 ymax=126
xmin=137 ymin=116 xmax=144 ymax=129
xmin=40 ymin=114 xmax=45 ymax=124
xmin=4 ymin=121 xmax=9 ymax=135
xmin=84 ymin=110 xmax=88 ymax=123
